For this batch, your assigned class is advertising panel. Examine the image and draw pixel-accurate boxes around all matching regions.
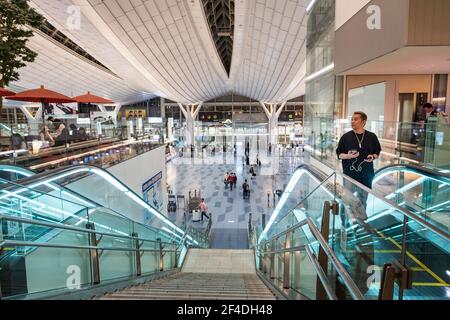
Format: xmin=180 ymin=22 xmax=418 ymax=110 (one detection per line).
xmin=142 ymin=171 xmax=163 ymax=224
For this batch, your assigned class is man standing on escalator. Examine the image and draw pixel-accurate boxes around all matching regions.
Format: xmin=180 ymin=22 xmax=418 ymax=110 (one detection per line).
xmin=336 ymin=112 xmax=382 ymax=209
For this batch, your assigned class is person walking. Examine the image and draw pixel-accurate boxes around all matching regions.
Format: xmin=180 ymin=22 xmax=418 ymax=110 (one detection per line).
xmin=199 ymin=198 xmax=209 ymax=222
xmin=336 ymin=111 xmax=381 ymax=208
xmin=243 ymin=179 xmax=250 ymax=199
xmin=231 ymin=173 xmax=237 ymax=190
xmin=224 ymin=172 xmax=229 ymax=189
xmin=228 ymin=173 xmax=234 ymax=191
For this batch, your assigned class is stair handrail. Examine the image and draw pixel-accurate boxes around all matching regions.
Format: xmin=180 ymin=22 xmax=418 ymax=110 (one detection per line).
xmin=0 ymin=213 xmax=178 ymax=247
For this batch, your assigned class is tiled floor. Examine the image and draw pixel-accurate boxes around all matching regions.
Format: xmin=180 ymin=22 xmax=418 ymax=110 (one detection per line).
xmin=167 ymin=145 xmax=307 ymax=249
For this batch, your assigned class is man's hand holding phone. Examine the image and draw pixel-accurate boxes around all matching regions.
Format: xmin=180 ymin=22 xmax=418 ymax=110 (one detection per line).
xmin=348 ymin=150 xmax=359 ymax=159
xmin=339 ymin=150 xmax=359 ymax=160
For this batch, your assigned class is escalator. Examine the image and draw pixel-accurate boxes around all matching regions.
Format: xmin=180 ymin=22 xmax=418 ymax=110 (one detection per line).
xmin=373 ymin=164 xmax=449 ymax=234
xmin=0 ymin=165 xmax=208 ymax=299
xmin=255 ymin=164 xmax=450 ymax=300
xmin=0 ymin=164 xmax=34 ymax=183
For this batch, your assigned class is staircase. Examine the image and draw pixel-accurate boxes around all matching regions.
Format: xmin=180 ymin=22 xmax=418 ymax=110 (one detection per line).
xmin=98 ymin=249 xmax=276 ymax=300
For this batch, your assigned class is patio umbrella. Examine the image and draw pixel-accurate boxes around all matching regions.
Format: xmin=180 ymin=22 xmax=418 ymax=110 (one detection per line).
xmin=0 ymin=88 xmax=16 ymax=97
xmin=6 ymin=85 xmax=76 ymax=126
xmin=72 ymin=91 xmax=113 ymax=133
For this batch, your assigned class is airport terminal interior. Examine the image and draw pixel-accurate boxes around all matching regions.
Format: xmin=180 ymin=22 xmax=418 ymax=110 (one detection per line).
xmin=0 ymin=0 xmax=449 ymax=301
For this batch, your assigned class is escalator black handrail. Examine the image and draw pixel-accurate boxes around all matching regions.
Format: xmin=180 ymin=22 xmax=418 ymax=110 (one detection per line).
xmin=0 ymin=164 xmax=35 ymax=177
xmin=375 ymin=164 xmax=450 ymax=183
xmin=293 ymin=164 xmax=330 ymax=182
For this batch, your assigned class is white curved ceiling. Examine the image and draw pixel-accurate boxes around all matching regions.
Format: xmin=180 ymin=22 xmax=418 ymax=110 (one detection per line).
xmin=231 ymin=0 xmax=308 ymax=103
xmin=10 ymin=31 xmax=152 ymax=104
xmin=18 ymin=0 xmax=307 ymax=104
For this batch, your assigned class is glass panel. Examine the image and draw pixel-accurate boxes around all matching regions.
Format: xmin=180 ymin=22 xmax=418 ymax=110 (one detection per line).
xmin=0 ymin=166 xmax=204 ymax=246
xmin=140 ymin=242 xmax=159 ymax=275
xmin=98 ymin=234 xmax=134 ymax=282
xmin=373 ymin=167 xmax=450 ymax=233
xmin=0 ymin=233 xmax=91 ymax=298
xmin=290 ymin=227 xmax=318 ymax=299
xmin=400 ymin=219 xmax=449 ymax=300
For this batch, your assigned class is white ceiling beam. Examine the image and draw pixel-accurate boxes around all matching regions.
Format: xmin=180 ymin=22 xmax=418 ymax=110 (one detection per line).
xmin=259 ymin=101 xmax=271 ymax=118
xmin=177 ymin=102 xmax=188 ymax=118
xmin=276 ymin=101 xmax=287 ymax=117
xmin=192 ymin=101 xmax=203 ymax=118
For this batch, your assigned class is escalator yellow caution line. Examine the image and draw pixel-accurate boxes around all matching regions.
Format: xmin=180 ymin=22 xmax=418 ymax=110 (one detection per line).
xmin=413 ymin=283 xmax=450 ymax=287
xmin=411 ymin=267 xmax=425 ymax=272
xmin=375 ymin=230 xmax=449 ymax=286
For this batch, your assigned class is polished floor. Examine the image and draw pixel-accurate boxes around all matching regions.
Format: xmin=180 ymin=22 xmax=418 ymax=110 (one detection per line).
xmin=166 ymin=144 xmax=307 ymax=248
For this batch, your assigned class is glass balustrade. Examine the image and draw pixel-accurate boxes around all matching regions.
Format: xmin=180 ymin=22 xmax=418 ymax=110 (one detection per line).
xmin=0 ymin=165 xmax=209 ymax=299
xmin=309 ymin=118 xmax=450 ymax=172
xmin=255 ymin=165 xmax=450 ymax=300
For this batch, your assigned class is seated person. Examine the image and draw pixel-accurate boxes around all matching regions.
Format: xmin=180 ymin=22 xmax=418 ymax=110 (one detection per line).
xmin=52 ymin=123 xmax=69 ymax=147
xmin=10 ymin=133 xmax=26 ymax=150
xmin=77 ymin=127 xmax=89 ymax=141
xmin=39 ymin=124 xmax=55 ymax=147
xmin=69 ymin=124 xmax=79 ymax=141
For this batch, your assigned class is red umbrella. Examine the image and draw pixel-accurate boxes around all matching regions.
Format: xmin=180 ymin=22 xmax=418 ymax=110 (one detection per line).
xmin=72 ymin=92 xmax=114 ymax=133
xmin=7 ymin=85 xmax=76 ymax=125
xmin=0 ymin=88 xmax=16 ymax=97
xmin=72 ymin=91 xmax=113 ymax=104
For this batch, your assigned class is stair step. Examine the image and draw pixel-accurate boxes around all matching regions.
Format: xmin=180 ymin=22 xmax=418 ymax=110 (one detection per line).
xmin=105 ymin=293 xmax=276 ymax=299
xmin=100 ymin=295 xmax=275 ymax=300
xmin=118 ymin=289 xmax=274 ymax=296
xmin=97 ymin=248 xmax=276 ymax=300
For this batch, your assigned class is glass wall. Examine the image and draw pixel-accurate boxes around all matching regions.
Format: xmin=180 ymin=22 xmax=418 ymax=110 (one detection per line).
xmin=304 ymin=0 xmax=342 ymax=156
xmin=348 ymin=82 xmax=386 ymax=122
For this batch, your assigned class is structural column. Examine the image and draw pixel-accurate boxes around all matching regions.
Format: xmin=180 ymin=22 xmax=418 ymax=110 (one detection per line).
xmin=177 ymin=102 xmax=203 ymax=147
xmin=259 ymin=101 xmax=287 ymax=146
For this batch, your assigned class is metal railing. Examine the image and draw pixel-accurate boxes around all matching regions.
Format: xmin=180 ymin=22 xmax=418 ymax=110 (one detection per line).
xmin=0 ymin=213 xmax=192 ymax=299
